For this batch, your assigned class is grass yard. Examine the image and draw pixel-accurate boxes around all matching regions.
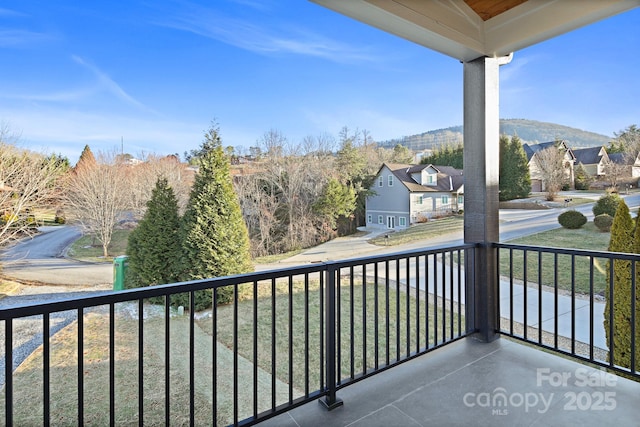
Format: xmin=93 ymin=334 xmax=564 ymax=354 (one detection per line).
xmin=369 ymin=216 xmax=463 ymax=246
xmin=66 ymin=229 xmax=131 ymax=262
xmin=206 ymin=277 xmax=461 ymax=395
xmin=500 ymin=222 xmax=611 ymax=294
xmin=0 ymin=279 xmax=462 ymax=426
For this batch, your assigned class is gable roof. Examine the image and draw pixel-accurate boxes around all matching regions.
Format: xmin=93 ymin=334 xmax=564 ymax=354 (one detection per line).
xmin=572 ymin=146 xmax=605 ymax=165
xmin=382 ymin=163 xmax=464 ymax=193
xmin=608 ymin=152 xmax=634 ymax=165
xmin=522 ymin=140 xmax=574 ymax=162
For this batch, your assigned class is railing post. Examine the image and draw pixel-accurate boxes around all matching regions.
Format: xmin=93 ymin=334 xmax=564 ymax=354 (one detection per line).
xmin=320 ymin=263 xmax=344 ymax=410
xmin=464 ymin=247 xmax=476 ymax=334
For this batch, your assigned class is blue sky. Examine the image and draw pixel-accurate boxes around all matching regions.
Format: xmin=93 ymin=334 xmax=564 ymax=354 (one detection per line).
xmin=1 ymin=1 xmax=639 ymax=164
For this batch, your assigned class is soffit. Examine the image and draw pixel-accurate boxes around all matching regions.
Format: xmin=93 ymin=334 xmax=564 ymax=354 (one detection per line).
xmin=311 ymin=0 xmax=640 ymax=61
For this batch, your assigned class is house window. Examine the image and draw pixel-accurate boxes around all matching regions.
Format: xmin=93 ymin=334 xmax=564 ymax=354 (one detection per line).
xmin=417 ymin=195 xmax=423 ymax=205
xmin=399 ymin=217 xmax=406 ymax=227
xmin=441 ymin=195 xmax=449 ymax=204
xmin=427 ymin=175 xmax=435 ymax=184
xmin=367 ymin=214 xmax=372 ymax=223
xmin=458 ymin=196 xmax=464 ymax=204
xmin=388 ymin=175 xmax=394 ymax=186
xmin=378 ymin=176 xmax=383 ymax=187
xmin=378 ymin=215 xmax=383 ymax=224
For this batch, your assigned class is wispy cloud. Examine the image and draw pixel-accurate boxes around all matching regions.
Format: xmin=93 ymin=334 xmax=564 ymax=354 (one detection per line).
xmin=71 ymin=55 xmax=158 ymax=114
xmin=500 ymin=53 xmax=538 ymax=83
xmin=0 ymin=105 xmax=201 ymax=161
xmin=0 ymin=29 xmax=51 ymax=47
xmin=226 ymin=0 xmax=272 ymax=11
xmin=154 ymin=3 xmax=377 ymax=63
xmin=0 ymin=8 xmax=26 ymax=17
xmin=0 ymin=86 xmax=97 ymax=102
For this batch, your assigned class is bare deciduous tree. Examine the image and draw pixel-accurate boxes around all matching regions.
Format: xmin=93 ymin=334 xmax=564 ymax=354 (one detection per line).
xmin=64 ymin=151 xmax=129 ymax=257
xmin=126 ymin=153 xmax=193 ymax=219
xmin=534 ymin=146 xmax=567 ymax=201
xmin=0 ymin=125 xmax=67 ymax=247
xmin=603 ymin=157 xmax=629 ymax=190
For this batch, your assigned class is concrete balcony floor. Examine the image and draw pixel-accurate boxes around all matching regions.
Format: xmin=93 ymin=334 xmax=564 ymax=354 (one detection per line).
xmin=261 ymin=337 xmax=640 ymax=426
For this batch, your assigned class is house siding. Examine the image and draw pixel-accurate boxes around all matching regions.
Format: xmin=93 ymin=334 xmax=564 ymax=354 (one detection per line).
xmin=366 ymin=163 xmax=464 ymax=230
xmin=366 ymin=166 xmax=410 ymax=230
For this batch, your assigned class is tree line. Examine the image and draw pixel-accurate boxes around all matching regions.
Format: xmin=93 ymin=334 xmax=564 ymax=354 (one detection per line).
xmin=1 ymin=120 xmax=637 ymax=279
xmin=421 ymin=135 xmax=531 ymax=201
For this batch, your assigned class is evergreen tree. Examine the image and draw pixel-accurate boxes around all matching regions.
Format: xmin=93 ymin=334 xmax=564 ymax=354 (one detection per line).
xmin=125 ymin=178 xmax=182 ymax=303
xmin=391 ymin=144 xmax=414 ymax=164
xmin=573 ymin=163 xmax=592 ymax=190
xmin=421 ymin=143 xmax=463 ymax=168
xmin=181 ymin=123 xmax=253 ymax=308
xmin=604 ymin=199 xmax=637 ymax=369
xmin=313 ymin=178 xmax=357 ymax=230
xmin=499 ymin=135 xmax=531 ymax=201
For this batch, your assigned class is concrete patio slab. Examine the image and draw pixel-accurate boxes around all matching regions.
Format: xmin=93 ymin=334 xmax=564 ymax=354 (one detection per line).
xmin=259 ymin=336 xmax=640 ymax=426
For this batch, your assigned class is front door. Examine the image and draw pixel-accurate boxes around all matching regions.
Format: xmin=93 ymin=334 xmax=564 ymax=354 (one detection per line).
xmin=387 ymin=216 xmax=395 ymax=229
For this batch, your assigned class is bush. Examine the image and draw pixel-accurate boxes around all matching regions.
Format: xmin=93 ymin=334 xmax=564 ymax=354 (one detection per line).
xmin=558 ymin=210 xmax=587 ymax=229
xmin=593 ymin=193 xmax=621 ymax=217
xmin=54 ymin=216 xmax=66 ymax=224
xmin=594 ymin=214 xmax=613 ymax=232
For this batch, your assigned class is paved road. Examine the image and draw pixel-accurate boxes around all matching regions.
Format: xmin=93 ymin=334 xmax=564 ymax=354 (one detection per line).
xmin=1 ymin=225 xmax=112 ymax=286
xmin=0 ymin=226 xmax=112 ymax=388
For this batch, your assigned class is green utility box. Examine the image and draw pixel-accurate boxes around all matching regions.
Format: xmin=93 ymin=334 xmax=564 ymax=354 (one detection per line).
xmin=113 ymin=255 xmax=129 ymax=291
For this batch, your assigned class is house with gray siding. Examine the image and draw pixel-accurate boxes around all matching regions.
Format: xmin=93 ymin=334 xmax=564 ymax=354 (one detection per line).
xmin=366 ymin=163 xmax=464 ymax=230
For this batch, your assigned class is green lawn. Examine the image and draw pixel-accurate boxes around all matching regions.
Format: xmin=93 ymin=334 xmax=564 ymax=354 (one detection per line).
xmin=500 ymin=222 xmax=611 ymax=293
xmin=369 ymin=216 xmax=463 ymax=246
xmin=66 ymin=229 xmax=131 ymax=262
xmin=1 ymin=279 xmax=461 ymax=425
xmin=206 ymin=278 xmax=461 ymax=395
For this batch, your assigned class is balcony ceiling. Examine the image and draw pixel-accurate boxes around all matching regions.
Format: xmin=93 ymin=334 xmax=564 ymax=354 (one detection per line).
xmin=311 ymin=0 xmax=640 ymax=62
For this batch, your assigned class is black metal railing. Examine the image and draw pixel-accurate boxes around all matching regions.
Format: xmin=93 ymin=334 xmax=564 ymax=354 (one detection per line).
xmin=0 ymin=244 xmax=473 ymax=426
xmin=496 ymin=243 xmax=639 ymax=381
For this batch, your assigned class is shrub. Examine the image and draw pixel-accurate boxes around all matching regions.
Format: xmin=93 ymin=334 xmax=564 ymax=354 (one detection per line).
xmin=594 ymin=214 xmax=613 ymax=232
xmin=558 ymin=210 xmax=587 ymax=229
xmin=593 ymin=193 xmax=621 ymax=217
xmin=605 ymin=199 xmax=640 ymax=370
xmin=54 ymin=216 xmax=66 ymax=224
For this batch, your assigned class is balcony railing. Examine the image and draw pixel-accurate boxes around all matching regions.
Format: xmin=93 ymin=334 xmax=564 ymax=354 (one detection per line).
xmin=2 ymin=241 xmax=639 ymax=425
xmin=496 ymin=243 xmax=639 ymax=381
xmin=0 ymin=244 xmax=473 ymax=426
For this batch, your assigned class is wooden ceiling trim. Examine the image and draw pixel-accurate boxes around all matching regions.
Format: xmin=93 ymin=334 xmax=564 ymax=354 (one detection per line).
xmin=464 ymin=0 xmax=528 ymax=21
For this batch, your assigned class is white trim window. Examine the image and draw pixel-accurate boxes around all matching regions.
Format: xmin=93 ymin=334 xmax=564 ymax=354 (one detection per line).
xmin=399 ymin=217 xmax=406 ymax=227
xmin=417 ymin=195 xmax=423 ymax=204
xmin=378 ymin=215 xmax=383 ymax=224
xmin=367 ymin=214 xmax=372 ymax=223
xmin=378 ymin=176 xmax=383 ymax=187
xmin=441 ymin=195 xmax=449 ymax=205
xmin=388 ymin=175 xmax=394 ymax=186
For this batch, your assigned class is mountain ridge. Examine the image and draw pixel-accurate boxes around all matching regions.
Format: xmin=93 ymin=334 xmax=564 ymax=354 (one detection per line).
xmin=379 ymin=119 xmax=612 ymax=151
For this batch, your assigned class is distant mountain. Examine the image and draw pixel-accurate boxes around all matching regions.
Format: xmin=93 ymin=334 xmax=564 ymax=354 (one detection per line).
xmin=379 ymin=119 xmax=612 ymax=151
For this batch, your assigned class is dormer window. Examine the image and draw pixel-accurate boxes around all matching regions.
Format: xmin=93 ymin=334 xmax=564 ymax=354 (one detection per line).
xmin=426 ymin=174 xmax=436 ymax=185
